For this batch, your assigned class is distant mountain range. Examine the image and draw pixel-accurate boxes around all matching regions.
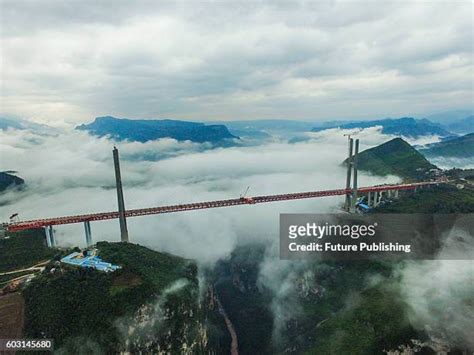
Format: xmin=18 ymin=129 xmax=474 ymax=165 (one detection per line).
xmin=441 ymin=116 xmax=473 ymax=134
xmin=419 ymin=133 xmax=474 ymax=158
xmin=209 ymin=119 xmax=318 ymax=139
xmin=423 ymin=109 xmax=472 ymax=124
xmin=0 ymin=117 xmax=56 ymax=134
xmin=77 ymin=116 xmax=238 ymax=144
xmin=0 ymin=172 xmax=24 ymax=192
xmin=314 ymin=117 xmax=451 ymax=138
xmin=345 ymin=138 xmax=436 ymax=180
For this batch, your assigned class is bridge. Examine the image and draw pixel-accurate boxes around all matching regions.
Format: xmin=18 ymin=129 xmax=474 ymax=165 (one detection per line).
xmin=1 ymin=138 xmax=440 ymax=246
xmin=6 ymin=182 xmax=436 ymax=233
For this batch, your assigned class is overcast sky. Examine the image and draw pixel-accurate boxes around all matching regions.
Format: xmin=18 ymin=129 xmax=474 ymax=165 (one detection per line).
xmin=1 ymin=0 xmax=472 ymax=126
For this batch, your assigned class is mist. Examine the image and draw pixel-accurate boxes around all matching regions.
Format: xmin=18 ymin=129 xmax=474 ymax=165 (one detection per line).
xmin=0 ymin=126 xmax=397 ymax=263
xmin=396 ymin=227 xmax=474 ymax=350
xmin=2 ymin=126 xmax=473 ymax=350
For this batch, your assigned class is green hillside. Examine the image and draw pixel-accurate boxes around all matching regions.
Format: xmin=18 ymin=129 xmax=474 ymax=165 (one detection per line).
xmin=347 ymin=138 xmax=436 ymax=180
xmin=372 ymin=185 xmax=474 ymax=213
xmin=22 ymin=242 xmax=228 ymax=353
xmin=421 ymin=133 xmax=474 ymax=158
xmin=0 ymin=229 xmax=55 ymax=273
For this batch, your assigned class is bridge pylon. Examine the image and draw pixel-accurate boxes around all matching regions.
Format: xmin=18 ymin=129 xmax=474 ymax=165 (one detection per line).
xmin=44 ymin=225 xmax=56 ymax=248
xmin=344 ymin=137 xmax=354 ymax=211
xmin=113 ymin=147 xmax=129 ymax=243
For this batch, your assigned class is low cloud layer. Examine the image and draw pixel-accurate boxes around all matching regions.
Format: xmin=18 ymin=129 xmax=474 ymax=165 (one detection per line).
xmin=397 ymin=227 xmax=474 ymax=350
xmin=1 ymin=1 xmax=472 ymax=125
xmin=1 ymin=127 xmax=472 ymax=350
xmin=0 ymin=127 xmax=397 ymax=263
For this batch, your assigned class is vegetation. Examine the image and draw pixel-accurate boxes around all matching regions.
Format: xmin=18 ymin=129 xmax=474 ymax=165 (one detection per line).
xmin=306 ymin=281 xmax=421 ymax=355
xmin=421 ymin=133 xmax=474 ymax=158
xmin=314 ymin=117 xmax=450 ymax=138
xmin=0 ymin=229 xmax=55 ymax=273
xmin=346 ymin=137 xmax=436 ymax=180
xmin=209 ymin=243 xmax=419 ymax=355
xmin=373 ymin=185 xmax=474 ymax=213
xmin=22 ymin=242 xmax=225 ymax=353
xmin=213 ymin=244 xmax=274 ymax=354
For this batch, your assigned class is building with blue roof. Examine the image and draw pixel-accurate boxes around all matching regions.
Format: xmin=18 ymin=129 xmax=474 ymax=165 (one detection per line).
xmin=60 ymin=250 xmax=121 ymax=272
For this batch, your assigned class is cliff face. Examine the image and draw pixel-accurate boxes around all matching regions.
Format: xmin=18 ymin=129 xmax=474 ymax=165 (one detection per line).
xmin=22 ymin=242 xmax=229 ymax=354
xmin=77 ymin=116 xmax=238 ymax=144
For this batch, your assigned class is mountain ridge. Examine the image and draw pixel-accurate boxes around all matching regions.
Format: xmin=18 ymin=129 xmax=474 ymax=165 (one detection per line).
xmin=345 ymin=138 xmax=437 ymax=180
xmin=420 ymin=133 xmax=474 ymax=158
xmin=77 ymin=116 xmax=238 ymax=144
xmin=315 ymin=117 xmax=450 ymax=138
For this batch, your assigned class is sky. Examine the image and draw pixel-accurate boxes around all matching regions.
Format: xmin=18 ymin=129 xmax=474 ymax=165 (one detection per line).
xmin=1 ymin=0 xmax=472 ymax=127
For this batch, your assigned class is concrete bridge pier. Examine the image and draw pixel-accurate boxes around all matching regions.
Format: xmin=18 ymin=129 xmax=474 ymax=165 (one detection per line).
xmin=367 ymin=192 xmax=372 ymax=207
xmin=373 ymin=191 xmax=379 ymax=207
xmin=394 ymin=190 xmax=399 ymax=198
xmin=350 ymin=139 xmax=359 ymax=213
xmin=44 ymin=225 xmax=56 ymax=248
xmin=84 ymin=221 xmax=92 ymax=246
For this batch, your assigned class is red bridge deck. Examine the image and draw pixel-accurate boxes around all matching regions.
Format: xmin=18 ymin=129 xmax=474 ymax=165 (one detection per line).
xmin=4 ymin=182 xmax=437 ymax=232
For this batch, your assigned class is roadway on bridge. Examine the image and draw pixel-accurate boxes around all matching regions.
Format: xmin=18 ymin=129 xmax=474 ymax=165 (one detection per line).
xmin=4 ymin=181 xmax=438 ymax=232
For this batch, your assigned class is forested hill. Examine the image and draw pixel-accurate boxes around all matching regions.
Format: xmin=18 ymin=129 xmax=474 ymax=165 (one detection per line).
xmin=420 ymin=133 xmax=474 ymax=158
xmin=22 ymin=242 xmax=229 ymax=353
xmin=345 ymin=138 xmax=436 ymax=180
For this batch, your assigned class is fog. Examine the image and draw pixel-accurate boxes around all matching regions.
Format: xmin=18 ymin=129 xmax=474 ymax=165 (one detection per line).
xmin=0 ymin=127 xmax=397 ymax=263
xmin=397 ymin=227 xmax=474 ymax=350
xmin=1 ymin=126 xmax=472 ymax=349
xmin=427 ymin=156 xmax=474 ymax=170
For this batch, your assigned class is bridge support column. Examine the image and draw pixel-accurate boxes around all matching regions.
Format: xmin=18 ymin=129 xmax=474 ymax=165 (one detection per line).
xmin=344 ymin=138 xmax=354 ymax=211
xmin=44 ymin=225 xmax=55 ymax=248
xmin=113 ymin=147 xmax=129 ymax=243
xmin=394 ymin=190 xmax=399 ymax=199
xmin=84 ymin=221 xmax=92 ymax=246
xmin=350 ymin=139 xmax=359 ymax=213
xmin=367 ymin=192 xmax=372 ymax=207
xmin=373 ymin=191 xmax=379 ymax=207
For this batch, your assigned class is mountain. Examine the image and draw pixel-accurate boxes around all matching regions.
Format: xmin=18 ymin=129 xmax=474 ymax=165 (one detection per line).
xmin=423 ymin=109 xmax=473 ymax=124
xmin=373 ymin=184 xmax=474 ymax=213
xmin=0 ymin=172 xmax=24 ymax=192
xmin=77 ymin=116 xmax=238 ymax=144
xmin=346 ymin=138 xmax=437 ymax=180
xmin=442 ymin=115 xmax=473 ymax=134
xmin=0 ymin=117 xmax=24 ymax=130
xmin=209 ymin=119 xmax=316 ymax=139
xmin=21 ymin=242 xmax=228 ymax=353
xmin=313 ymin=117 xmax=451 ymax=138
xmin=420 ymin=133 xmax=474 ymax=158
xmin=0 ymin=117 xmax=56 ymax=134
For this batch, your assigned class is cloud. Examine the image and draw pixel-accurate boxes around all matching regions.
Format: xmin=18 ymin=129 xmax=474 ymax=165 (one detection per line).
xmin=2 ymin=126 xmax=472 ymax=349
xmin=0 ymin=127 xmax=398 ymax=263
xmin=396 ymin=227 xmax=474 ymax=350
xmin=1 ymin=1 xmax=472 ymax=125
